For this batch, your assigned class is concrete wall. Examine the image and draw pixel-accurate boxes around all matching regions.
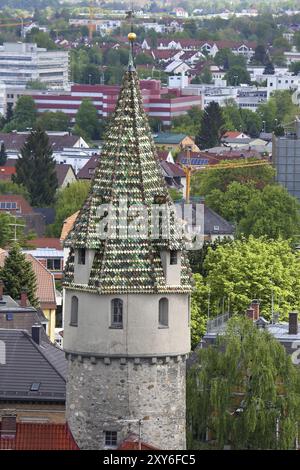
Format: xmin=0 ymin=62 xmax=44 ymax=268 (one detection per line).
xmin=63 ymin=291 xmax=190 ymax=356
xmin=66 ymin=355 xmax=186 ymax=450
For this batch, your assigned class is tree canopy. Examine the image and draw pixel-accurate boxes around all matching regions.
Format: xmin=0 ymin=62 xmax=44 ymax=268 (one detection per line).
xmin=195 ymin=102 xmax=225 ymax=149
xmin=3 ymin=96 xmax=37 ymax=132
xmin=36 ymin=111 xmax=70 ymax=132
xmin=187 ymin=316 xmax=300 ymax=449
xmin=13 ymin=128 xmax=58 ymax=206
xmin=197 ymin=236 xmax=300 ymax=321
xmin=191 ymin=159 xmax=275 ymax=196
xmin=0 ymin=243 xmax=38 ymax=307
xmin=74 ymin=99 xmax=101 ymax=141
xmin=48 ymin=180 xmax=90 ymax=237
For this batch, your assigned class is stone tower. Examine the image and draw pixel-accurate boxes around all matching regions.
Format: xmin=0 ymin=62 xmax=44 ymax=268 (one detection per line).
xmin=63 ymin=36 xmax=193 ymax=450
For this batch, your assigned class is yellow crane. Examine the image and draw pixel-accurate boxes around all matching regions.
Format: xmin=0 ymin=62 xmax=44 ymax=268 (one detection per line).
xmin=180 ymin=147 xmax=270 ymax=203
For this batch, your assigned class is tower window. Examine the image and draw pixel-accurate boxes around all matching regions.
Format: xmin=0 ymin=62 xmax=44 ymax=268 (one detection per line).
xmin=78 ymin=248 xmax=86 ymax=265
xmin=159 ymin=297 xmax=169 ymax=327
xmin=111 ymin=298 xmax=123 ymax=328
xmin=70 ymin=296 xmax=78 ymax=326
xmin=104 ymin=431 xmax=117 ymax=447
xmin=170 ymin=250 xmax=178 ymax=265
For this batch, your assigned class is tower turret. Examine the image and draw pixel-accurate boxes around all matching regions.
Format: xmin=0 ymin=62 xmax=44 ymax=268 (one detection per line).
xmin=63 ymin=34 xmax=192 ymax=450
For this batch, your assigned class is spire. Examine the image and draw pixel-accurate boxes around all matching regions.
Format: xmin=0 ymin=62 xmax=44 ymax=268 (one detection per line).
xmin=64 ymin=41 xmax=192 ymax=295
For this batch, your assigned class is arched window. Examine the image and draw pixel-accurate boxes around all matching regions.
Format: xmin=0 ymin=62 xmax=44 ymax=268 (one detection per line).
xmin=70 ymin=296 xmax=78 ymax=326
xmin=111 ymin=298 xmax=123 ymax=328
xmin=159 ymin=298 xmax=169 ymax=327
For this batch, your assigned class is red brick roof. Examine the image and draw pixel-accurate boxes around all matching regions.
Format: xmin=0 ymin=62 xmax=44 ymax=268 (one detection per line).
xmin=0 ymin=195 xmax=34 ymax=214
xmin=0 ymin=423 xmax=79 ymax=450
xmin=0 ymin=166 xmax=16 ymax=180
xmin=117 ymin=433 xmax=159 ymax=450
xmin=28 ymin=238 xmax=62 ymax=250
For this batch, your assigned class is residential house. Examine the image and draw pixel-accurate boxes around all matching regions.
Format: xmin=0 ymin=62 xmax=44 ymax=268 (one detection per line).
xmin=0 ymin=249 xmax=57 ymax=343
xmin=0 ymin=327 xmax=67 ymax=425
xmin=153 ymin=133 xmax=200 ymax=152
xmin=0 ymin=195 xmax=45 ymax=237
xmin=55 ymin=164 xmax=76 ymax=189
xmin=23 ymin=248 xmax=64 ymax=281
xmin=0 ymin=286 xmax=48 ymax=339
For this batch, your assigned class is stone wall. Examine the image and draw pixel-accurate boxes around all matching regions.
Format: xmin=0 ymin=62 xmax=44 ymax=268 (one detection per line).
xmin=66 ymin=354 xmax=187 ymax=450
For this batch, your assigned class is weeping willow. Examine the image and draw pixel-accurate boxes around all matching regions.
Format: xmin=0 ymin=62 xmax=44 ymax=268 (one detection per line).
xmin=187 ymin=316 xmax=300 ymax=449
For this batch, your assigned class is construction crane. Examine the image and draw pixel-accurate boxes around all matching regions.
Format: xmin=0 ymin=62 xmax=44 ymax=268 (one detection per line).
xmin=88 ymin=3 xmax=96 ymax=41
xmin=180 ymin=146 xmax=270 ymax=203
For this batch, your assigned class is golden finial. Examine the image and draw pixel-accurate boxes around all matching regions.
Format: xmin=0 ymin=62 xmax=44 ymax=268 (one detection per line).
xmin=128 ymin=32 xmax=136 ymax=42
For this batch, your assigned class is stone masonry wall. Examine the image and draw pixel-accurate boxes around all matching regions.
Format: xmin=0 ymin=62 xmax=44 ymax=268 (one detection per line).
xmin=66 ymin=355 xmax=187 ymax=450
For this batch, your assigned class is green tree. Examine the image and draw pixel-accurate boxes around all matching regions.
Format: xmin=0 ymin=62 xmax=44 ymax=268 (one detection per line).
xmin=214 ymin=48 xmax=246 ymax=70
xmin=205 ymin=181 xmax=258 ymax=225
xmin=190 ymin=273 xmax=210 ymax=349
xmin=238 ymin=184 xmax=300 ymax=241
xmin=251 ymin=44 xmax=269 ymax=65
xmin=80 ymin=64 xmax=100 ymax=85
xmin=222 ymin=101 xmax=244 ymax=131
xmin=4 ymin=96 xmax=37 ymax=132
xmin=191 ymin=159 xmax=275 ymax=196
xmin=0 ymin=243 xmax=38 ymax=307
xmin=225 ymin=65 xmax=251 ymax=85
xmin=195 ymin=102 xmax=225 ymax=150
xmin=191 ymin=66 xmax=213 ymax=85
xmin=74 ymin=99 xmax=100 ymax=141
xmin=49 ymin=180 xmax=90 ymax=237
xmin=13 ymin=128 xmax=58 ymax=206
xmin=289 ymin=61 xmax=300 ymax=76
xmin=135 ymin=52 xmax=154 ymax=65
xmin=26 ymin=80 xmax=47 ymax=90
xmin=36 ymin=111 xmax=70 ymax=132
xmin=240 ymin=109 xmax=262 ymax=138
xmin=0 ymin=180 xmax=29 ymax=200
xmin=294 ymin=31 xmax=300 ymax=52
xmin=201 ymin=236 xmax=300 ymax=320
xmin=0 ymin=143 xmax=7 ymax=165
xmin=187 ymin=316 xmax=300 ymax=449
xmin=263 ymin=61 xmax=275 ymax=74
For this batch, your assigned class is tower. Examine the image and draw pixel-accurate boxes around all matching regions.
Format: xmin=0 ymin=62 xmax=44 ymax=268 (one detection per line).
xmin=63 ymin=35 xmax=193 ymax=450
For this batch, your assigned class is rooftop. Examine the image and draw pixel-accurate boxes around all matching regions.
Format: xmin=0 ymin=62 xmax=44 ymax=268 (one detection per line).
xmin=0 ymin=328 xmax=66 ymax=402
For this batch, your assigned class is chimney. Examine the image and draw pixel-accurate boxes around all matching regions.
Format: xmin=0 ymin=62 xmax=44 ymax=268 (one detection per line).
xmin=1 ymin=415 xmax=17 ymax=438
xmin=289 ymin=312 xmax=298 ymax=335
xmin=20 ymin=289 xmax=28 ymax=308
xmin=246 ymin=308 xmax=254 ymax=321
xmin=250 ymin=299 xmax=260 ymax=320
xmin=31 ymin=324 xmax=41 ymax=345
xmin=0 ymin=280 xmax=3 ymax=301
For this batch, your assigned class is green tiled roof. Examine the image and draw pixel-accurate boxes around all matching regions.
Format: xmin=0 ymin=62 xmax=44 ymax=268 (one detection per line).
xmin=63 ymin=51 xmax=192 ymax=295
xmin=153 ymin=133 xmax=189 ymax=145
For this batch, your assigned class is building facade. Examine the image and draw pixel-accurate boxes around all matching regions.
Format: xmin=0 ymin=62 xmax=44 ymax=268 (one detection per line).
xmin=32 ymin=80 xmax=201 ymax=127
xmin=273 ymin=119 xmax=300 ymax=201
xmin=0 ymin=43 xmax=69 ymax=88
xmin=63 ymin=43 xmax=192 ymax=450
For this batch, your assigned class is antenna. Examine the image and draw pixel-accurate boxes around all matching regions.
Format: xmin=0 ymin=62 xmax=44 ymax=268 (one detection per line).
xmin=8 ymin=216 xmax=25 ymax=242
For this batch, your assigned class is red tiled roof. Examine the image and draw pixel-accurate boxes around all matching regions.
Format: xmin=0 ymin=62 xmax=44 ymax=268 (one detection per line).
xmin=0 ymin=250 xmax=56 ymax=309
xmin=77 ymin=155 xmax=99 ymax=180
xmin=223 ymin=131 xmax=249 ymax=139
xmin=151 ymin=49 xmax=178 ymax=60
xmin=0 ymin=423 xmax=79 ymax=450
xmin=0 ymin=166 xmax=16 ymax=180
xmin=28 ymin=238 xmax=62 ymax=250
xmin=0 ymin=195 xmax=34 ymax=214
xmin=117 ymin=433 xmax=159 ymax=450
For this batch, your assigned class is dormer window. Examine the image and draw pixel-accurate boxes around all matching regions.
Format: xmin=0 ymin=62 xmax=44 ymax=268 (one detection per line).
xmin=78 ymin=248 xmax=86 ymax=265
xmin=170 ymin=250 xmax=178 ymax=265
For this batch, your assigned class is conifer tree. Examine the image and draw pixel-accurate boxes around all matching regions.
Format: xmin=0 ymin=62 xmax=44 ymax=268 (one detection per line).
xmin=195 ymin=102 xmax=225 ymax=150
xmin=187 ymin=316 xmax=300 ymax=449
xmin=13 ymin=127 xmax=58 ymax=206
xmin=0 ymin=243 xmax=39 ymax=307
xmin=0 ymin=143 xmax=7 ymax=166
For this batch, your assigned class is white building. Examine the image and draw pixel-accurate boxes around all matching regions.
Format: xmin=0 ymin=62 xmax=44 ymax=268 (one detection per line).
xmin=0 ymin=42 xmax=69 ymax=88
xmin=267 ymin=74 xmax=300 ymax=99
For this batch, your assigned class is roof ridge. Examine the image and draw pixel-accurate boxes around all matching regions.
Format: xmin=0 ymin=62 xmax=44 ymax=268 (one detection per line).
xmin=23 ymin=330 xmax=66 ymax=383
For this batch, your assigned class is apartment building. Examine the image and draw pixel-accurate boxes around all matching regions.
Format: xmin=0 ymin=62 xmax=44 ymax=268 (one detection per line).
xmin=0 ymin=43 xmax=69 ymax=88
